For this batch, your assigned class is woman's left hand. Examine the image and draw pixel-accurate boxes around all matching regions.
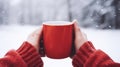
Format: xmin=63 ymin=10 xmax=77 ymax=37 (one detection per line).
xmin=27 ymin=26 xmax=43 ymax=52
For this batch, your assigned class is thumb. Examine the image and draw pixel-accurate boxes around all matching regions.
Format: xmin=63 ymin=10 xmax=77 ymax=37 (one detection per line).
xmin=72 ymin=20 xmax=85 ymax=51
xmin=27 ymin=26 xmax=43 ymax=51
xmin=72 ymin=20 xmax=82 ymax=38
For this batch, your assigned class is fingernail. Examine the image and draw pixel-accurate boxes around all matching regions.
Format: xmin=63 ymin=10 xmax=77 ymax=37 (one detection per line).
xmin=72 ymin=19 xmax=79 ymax=26
xmin=72 ymin=19 xmax=77 ymax=23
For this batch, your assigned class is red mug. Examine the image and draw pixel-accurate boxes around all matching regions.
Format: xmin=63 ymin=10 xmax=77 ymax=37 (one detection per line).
xmin=43 ymin=21 xmax=74 ymax=59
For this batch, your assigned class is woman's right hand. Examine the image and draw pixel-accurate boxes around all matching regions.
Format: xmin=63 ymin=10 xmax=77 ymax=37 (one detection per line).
xmin=73 ymin=20 xmax=88 ymax=52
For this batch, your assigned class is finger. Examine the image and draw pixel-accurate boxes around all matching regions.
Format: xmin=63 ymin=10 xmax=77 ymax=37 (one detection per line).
xmin=72 ymin=20 xmax=82 ymax=38
xmin=82 ymin=32 xmax=88 ymax=41
xmin=30 ymin=26 xmax=43 ymax=41
xmin=32 ymin=26 xmax=43 ymax=36
xmin=27 ymin=26 xmax=43 ymax=46
xmin=72 ymin=20 xmax=81 ymax=32
xmin=72 ymin=19 xmax=80 ymax=31
xmin=70 ymin=20 xmax=81 ymax=57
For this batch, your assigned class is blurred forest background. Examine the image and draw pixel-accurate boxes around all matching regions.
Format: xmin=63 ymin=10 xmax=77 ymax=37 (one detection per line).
xmin=0 ymin=0 xmax=120 ymax=29
xmin=0 ymin=1 xmax=120 ymax=66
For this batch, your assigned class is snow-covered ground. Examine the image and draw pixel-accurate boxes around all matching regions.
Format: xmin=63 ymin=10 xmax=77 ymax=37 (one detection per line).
xmin=0 ymin=25 xmax=120 ymax=67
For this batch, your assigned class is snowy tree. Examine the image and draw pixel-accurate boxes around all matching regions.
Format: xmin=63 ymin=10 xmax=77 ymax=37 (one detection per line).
xmin=40 ymin=0 xmax=69 ymax=21
xmin=69 ymin=0 xmax=93 ymax=25
xmin=19 ymin=0 xmax=70 ymax=25
xmin=0 ymin=0 xmax=4 ymax=24
xmin=81 ymin=0 xmax=120 ymax=29
xmin=0 ymin=0 xmax=9 ymax=25
xmin=8 ymin=0 xmax=22 ymax=25
xmin=113 ymin=0 xmax=120 ymax=29
xmin=20 ymin=0 xmax=44 ymax=25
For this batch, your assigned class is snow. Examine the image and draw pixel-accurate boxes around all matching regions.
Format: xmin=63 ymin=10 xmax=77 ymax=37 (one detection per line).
xmin=0 ymin=25 xmax=120 ymax=67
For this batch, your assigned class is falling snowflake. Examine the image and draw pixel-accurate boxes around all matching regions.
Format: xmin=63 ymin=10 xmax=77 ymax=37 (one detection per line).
xmin=96 ymin=25 xmax=99 ymax=28
xmin=108 ymin=25 xmax=112 ymax=28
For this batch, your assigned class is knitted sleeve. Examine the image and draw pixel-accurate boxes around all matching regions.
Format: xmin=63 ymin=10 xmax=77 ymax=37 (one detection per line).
xmin=0 ymin=41 xmax=43 ymax=67
xmin=72 ymin=41 xmax=120 ymax=67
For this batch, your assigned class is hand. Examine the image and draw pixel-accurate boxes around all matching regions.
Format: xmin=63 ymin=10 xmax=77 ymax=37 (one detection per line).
xmin=27 ymin=26 xmax=43 ymax=52
xmin=73 ymin=20 xmax=88 ymax=52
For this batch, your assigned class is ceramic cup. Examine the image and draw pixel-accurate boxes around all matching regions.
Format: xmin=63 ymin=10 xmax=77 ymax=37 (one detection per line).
xmin=43 ymin=21 xmax=74 ymax=59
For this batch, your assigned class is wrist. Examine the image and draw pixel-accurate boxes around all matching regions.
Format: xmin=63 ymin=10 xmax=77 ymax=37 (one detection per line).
xmin=16 ymin=41 xmax=43 ymax=66
xmin=72 ymin=41 xmax=96 ymax=65
xmin=75 ymin=40 xmax=88 ymax=52
xmin=26 ymin=40 xmax=39 ymax=52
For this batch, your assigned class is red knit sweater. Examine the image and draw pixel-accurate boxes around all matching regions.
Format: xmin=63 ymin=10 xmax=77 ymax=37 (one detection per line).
xmin=0 ymin=41 xmax=120 ymax=67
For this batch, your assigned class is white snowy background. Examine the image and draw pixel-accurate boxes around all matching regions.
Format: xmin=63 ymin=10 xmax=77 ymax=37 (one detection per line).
xmin=0 ymin=25 xmax=120 ymax=67
xmin=0 ymin=0 xmax=120 ymax=67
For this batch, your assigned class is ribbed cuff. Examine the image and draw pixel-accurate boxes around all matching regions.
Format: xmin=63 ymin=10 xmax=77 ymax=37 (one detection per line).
xmin=16 ymin=41 xmax=43 ymax=67
xmin=72 ymin=41 xmax=96 ymax=66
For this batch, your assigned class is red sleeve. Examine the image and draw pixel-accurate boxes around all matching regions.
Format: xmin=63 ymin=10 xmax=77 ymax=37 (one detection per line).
xmin=72 ymin=41 xmax=120 ymax=67
xmin=0 ymin=41 xmax=43 ymax=67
